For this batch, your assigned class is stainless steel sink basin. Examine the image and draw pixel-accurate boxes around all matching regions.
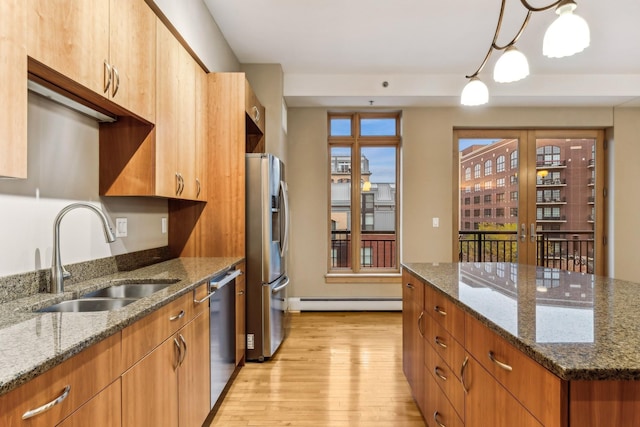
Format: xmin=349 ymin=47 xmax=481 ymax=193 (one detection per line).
xmin=80 ymin=281 xmax=178 ymax=299
xmin=36 ymin=297 xmax=137 ymax=313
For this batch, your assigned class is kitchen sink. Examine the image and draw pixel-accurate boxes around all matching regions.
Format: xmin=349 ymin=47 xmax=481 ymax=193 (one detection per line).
xmin=36 ymin=297 xmax=138 ymax=313
xmin=80 ymin=280 xmax=179 ymax=299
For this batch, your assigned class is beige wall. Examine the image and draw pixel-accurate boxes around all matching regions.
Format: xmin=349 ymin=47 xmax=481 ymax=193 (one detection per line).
xmin=287 ymin=106 xmax=633 ymax=299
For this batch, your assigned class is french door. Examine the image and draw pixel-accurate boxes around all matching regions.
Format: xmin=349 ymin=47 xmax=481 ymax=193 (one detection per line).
xmin=455 ymin=129 xmax=605 ymax=274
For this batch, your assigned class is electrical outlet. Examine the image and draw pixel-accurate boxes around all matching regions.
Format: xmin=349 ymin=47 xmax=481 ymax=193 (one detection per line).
xmin=115 ymin=218 xmax=128 ymax=237
xmin=432 ymin=217 xmax=440 ymax=228
xmin=161 ymin=217 xmax=167 ymax=234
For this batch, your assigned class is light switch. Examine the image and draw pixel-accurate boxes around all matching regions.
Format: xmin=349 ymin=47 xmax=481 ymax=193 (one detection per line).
xmin=161 ymin=217 xmax=167 ymax=234
xmin=432 ymin=217 xmax=440 ymax=228
xmin=115 ymin=217 xmax=128 ymax=237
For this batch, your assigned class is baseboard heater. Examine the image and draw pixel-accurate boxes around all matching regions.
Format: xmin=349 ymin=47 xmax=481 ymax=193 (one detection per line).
xmin=288 ymin=297 xmax=402 ymax=312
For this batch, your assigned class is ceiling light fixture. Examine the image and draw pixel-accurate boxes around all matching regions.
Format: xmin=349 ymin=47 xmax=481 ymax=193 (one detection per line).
xmin=461 ymin=0 xmax=590 ymax=106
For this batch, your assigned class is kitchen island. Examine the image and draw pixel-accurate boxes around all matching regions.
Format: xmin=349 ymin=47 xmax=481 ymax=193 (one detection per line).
xmin=402 ymin=262 xmax=640 ymax=427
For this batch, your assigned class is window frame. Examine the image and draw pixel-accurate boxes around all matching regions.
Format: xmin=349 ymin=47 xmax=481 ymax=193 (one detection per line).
xmin=327 ymin=112 xmax=401 ymax=279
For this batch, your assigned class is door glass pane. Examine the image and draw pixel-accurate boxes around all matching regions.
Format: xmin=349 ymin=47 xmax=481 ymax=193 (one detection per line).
xmin=360 ymin=146 xmax=396 ymax=269
xmin=330 ymin=147 xmax=351 ymax=269
xmin=459 ymin=138 xmax=519 ymax=262
xmin=535 ymin=138 xmax=596 ymax=273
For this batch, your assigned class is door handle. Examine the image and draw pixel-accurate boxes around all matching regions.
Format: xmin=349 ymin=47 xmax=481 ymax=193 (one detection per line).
xmin=520 ymin=223 xmax=527 ymax=242
xmin=530 ymin=223 xmax=537 ymax=243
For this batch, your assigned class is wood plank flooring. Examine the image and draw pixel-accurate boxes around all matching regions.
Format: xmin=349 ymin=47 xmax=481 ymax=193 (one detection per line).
xmin=208 ymin=311 xmax=425 ymax=426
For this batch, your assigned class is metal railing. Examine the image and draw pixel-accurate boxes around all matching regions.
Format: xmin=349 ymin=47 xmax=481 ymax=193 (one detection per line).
xmin=458 ymin=229 xmax=595 ymax=273
xmin=330 ymin=230 xmax=396 ymax=268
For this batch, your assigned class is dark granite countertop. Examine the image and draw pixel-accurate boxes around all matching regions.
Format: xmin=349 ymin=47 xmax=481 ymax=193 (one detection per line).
xmin=0 ymin=257 xmax=242 ymax=396
xmin=402 ymin=262 xmax=640 ymax=381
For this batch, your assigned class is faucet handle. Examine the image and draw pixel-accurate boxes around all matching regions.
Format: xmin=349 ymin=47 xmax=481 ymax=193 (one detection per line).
xmin=62 ymin=267 xmax=71 ymax=279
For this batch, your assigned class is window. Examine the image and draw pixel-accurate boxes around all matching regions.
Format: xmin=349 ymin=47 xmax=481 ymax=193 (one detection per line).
xmin=474 ymin=164 xmax=481 ymax=179
xmin=510 ymin=174 xmax=518 ymax=185
xmin=496 ymin=208 xmax=505 ymax=217
xmin=484 ymin=208 xmax=492 ymax=218
xmin=465 ymin=168 xmax=471 ymax=181
xmin=496 ymin=193 xmax=505 ymax=202
xmin=497 ymin=155 xmax=505 ymax=172
xmin=497 ymin=177 xmax=505 ymax=187
xmin=510 ymin=151 xmax=518 ymax=169
xmin=510 ymin=191 xmax=518 ymax=201
xmin=473 ymin=196 xmax=480 ymax=204
xmin=484 ymin=160 xmax=492 ymax=175
xmin=510 ymin=207 xmax=518 ymax=217
xmin=474 ymin=183 xmax=481 ymax=192
xmin=484 ymin=194 xmax=492 ymax=203
xmin=464 ymin=209 xmax=471 ymax=217
xmin=537 ymin=145 xmax=561 ymax=165
xmin=474 ymin=209 xmax=481 ymax=217
xmin=485 ymin=181 xmax=492 ymax=190
xmin=328 ymin=112 xmax=400 ymax=274
xmin=465 ymin=186 xmax=471 ymax=193
xmin=464 ymin=197 xmax=471 ymax=205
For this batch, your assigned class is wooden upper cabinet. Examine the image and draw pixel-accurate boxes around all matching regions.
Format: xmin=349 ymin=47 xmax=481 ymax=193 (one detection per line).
xmin=194 ymin=64 xmax=208 ymax=201
xmin=28 ymin=0 xmax=155 ymax=122
xmin=244 ymin=80 xmax=265 ymax=134
xmin=176 ymin=45 xmax=197 ymax=200
xmin=0 ymin=0 xmax=27 ymax=179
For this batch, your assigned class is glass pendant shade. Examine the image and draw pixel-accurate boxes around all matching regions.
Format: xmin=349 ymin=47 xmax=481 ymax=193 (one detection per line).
xmin=461 ymin=77 xmax=489 ymax=106
xmin=493 ymin=46 xmax=530 ymax=83
xmin=543 ymin=1 xmax=590 ymax=58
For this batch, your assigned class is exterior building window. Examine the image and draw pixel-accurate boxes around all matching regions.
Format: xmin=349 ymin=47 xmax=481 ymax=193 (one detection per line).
xmin=484 ymin=160 xmax=492 ymax=176
xmin=484 ymin=194 xmax=492 ymax=203
xmin=496 ymin=208 xmax=505 ymax=217
xmin=474 ymin=164 xmax=481 ymax=179
xmin=537 ymin=145 xmax=561 ymax=165
xmin=485 ymin=181 xmax=492 ymax=190
xmin=473 ymin=196 xmax=480 ymax=204
xmin=474 ymin=183 xmax=481 ymax=192
xmin=329 ymin=112 xmax=400 ymax=274
xmin=510 ymin=151 xmax=518 ymax=169
xmin=474 ymin=209 xmax=481 ymax=217
xmin=510 ymin=207 xmax=518 ymax=217
xmin=496 ymin=193 xmax=505 ymax=202
xmin=497 ymin=155 xmax=505 ymax=172
xmin=510 ymin=191 xmax=518 ymax=201
xmin=484 ymin=208 xmax=492 ymax=217
xmin=465 ymin=186 xmax=471 ymax=193
xmin=497 ymin=177 xmax=505 ymax=187
xmin=510 ymin=174 xmax=518 ymax=185
xmin=465 ymin=167 xmax=471 ymax=181
xmin=464 ymin=222 xmax=471 ymax=229
xmin=464 ymin=197 xmax=471 ymax=205
xmin=464 ymin=209 xmax=471 ymax=217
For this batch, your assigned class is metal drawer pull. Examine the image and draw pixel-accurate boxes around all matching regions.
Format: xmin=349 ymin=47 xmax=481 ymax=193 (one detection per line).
xmin=434 ymin=305 xmax=447 ymax=316
xmin=22 ymin=385 xmax=71 ymax=419
xmin=406 ymin=283 xmax=414 ymax=289
xmin=237 ymin=290 xmax=245 ymax=295
xmin=433 ymin=411 xmax=446 ymax=427
xmin=169 ymin=310 xmax=185 ymax=321
xmin=488 ymin=351 xmax=513 ymax=371
xmin=460 ymin=356 xmax=469 ymax=393
xmin=434 ymin=336 xmax=447 ymax=349
xmin=417 ymin=311 xmax=425 ymax=338
xmin=179 ymin=334 xmax=187 ymax=366
xmin=434 ymin=366 xmax=448 ymax=381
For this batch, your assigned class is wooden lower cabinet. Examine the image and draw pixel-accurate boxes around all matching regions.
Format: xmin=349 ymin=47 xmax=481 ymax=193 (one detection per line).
xmin=122 ymin=311 xmax=210 ymax=427
xmin=57 ymin=380 xmax=121 ymax=427
xmin=402 ymin=270 xmax=425 ymax=415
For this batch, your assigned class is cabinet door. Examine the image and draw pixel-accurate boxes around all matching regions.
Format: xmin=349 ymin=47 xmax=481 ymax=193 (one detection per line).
xmin=235 ymin=263 xmax=246 ymax=365
xmin=0 ymin=0 xmax=27 ymax=178
xmin=109 ymin=0 xmax=156 ymax=122
xmin=465 ymin=355 xmax=543 ymax=427
xmin=28 ymin=0 xmax=109 ymax=96
xmin=155 ymin=19 xmax=180 ymax=198
xmin=122 ymin=337 xmax=179 ymax=427
xmin=176 ymin=47 xmax=197 ymax=200
xmin=194 ymin=64 xmax=208 ymax=200
xmin=56 ymin=380 xmax=121 ymax=427
xmin=178 ymin=313 xmax=211 ymax=427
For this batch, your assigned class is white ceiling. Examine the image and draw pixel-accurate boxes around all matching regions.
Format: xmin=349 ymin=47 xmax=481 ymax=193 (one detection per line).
xmin=204 ymin=0 xmax=640 ymax=108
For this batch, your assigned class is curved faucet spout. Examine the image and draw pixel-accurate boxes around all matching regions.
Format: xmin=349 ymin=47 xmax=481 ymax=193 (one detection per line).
xmin=51 ymin=203 xmax=116 ymax=294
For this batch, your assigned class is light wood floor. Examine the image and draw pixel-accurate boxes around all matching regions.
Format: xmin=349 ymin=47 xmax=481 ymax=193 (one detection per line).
xmin=208 ymin=311 xmax=425 ymax=426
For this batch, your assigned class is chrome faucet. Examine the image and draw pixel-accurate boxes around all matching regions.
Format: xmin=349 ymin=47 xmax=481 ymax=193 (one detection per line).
xmin=51 ymin=202 xmax=116 ymax=293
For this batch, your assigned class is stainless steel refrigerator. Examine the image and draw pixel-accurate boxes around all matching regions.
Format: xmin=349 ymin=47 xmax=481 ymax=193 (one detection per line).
xmin=245 ymin=153 xmax=290 ymax=361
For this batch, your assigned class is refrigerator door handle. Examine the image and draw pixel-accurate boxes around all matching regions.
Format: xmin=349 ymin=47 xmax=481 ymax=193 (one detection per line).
xmin=280 ymin=180 xmax=290 ymax=256
xmin=272 ymin=276 xmax=290 ymax=294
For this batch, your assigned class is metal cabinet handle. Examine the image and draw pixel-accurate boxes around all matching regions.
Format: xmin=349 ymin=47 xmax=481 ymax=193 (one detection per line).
xmin=103 ymin=61 xmax=112 ymax=93
xmin=194 ymin=288 xmax=215 ymax=304
xmin=405 ymin=282 xmax=414 ymax=289
xmin=460 ymin=356 xmax=469 ymax=393
xmin=169 ymin=310 xmax=185 ymax=321
xmin=434 ymin=305 xmax=447 ymax=316
xmin=417 ymin=311 xmax=425 ymax=338
xmin=22 ymin=385 xmax=71 ymax=419
xmin=237 ymin=290 xmax=245 ymax=295
xmin=520 ymin=223 xmax=527 ymax=242
xmin=252 ymin=105 xmax=260 ymax=122
xmin=434 ymin=336 xmax=448 ymax=349
xmin=433 ymin=411 xmax=446 ymax=427
xmin=111 ymin=66 xmax=120 ymax=97
xmin=177 ymin=173 xmax=184 ymax=196
xmin=488 ymin=351 xmax=513 ymax=371
xmin=196 ymin=178 xmax=201 ymax=198
xmin=434 ymin=366 xmax=448 ymax=381
xmin=179 ymin=334 xmax=187 ymax=366
xmin=175 ymin=173 xmax=181 ymax=196
xmin=173 ymin=338 xmax=181 ymax=370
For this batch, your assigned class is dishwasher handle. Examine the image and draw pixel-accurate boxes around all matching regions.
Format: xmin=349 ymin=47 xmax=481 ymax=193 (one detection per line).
xmin=194 ymin=269 xmax=243 ymax=304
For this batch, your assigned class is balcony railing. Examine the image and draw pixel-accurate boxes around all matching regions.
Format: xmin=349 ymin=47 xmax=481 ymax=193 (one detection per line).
xmin=459 ymin=229 xmax=595 ymax=273
xmin=537 ymin=178 xmax=567 ymax=186
xmin=536 ymin=160 xmax=567 ymax=168
xmin=330 ymin=230 xmax=396 ymax=268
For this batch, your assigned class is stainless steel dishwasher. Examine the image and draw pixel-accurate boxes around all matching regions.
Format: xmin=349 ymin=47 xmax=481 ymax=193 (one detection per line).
xmin=205 ymin=269 xmax=242 ymax=408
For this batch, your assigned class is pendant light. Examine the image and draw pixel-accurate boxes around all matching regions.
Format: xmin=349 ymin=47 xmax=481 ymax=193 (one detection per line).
xmin=543 ymin=0 xmax=590 ymax=58
xmin=493 ymin=46 xmax=530 ymax=83
xmin=461 ymin=77 xmax=489 ymax=106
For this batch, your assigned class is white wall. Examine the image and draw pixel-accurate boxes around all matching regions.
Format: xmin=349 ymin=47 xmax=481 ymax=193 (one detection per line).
xmin=287 ymin=106 xmax=621 ymax=300
xmin=0 ymin=93 xmax=168 ymax=277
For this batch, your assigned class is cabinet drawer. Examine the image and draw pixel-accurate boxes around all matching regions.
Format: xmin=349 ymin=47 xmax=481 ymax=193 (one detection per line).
xmin=402 ymin=270 xmax=424 ymax=311
xmin=0 ymin=332 xmax=121 ymax=427
xmin=57 ymin=378 xmax=121 ymax=427
xmin=424 ymin=284 xmax=464 ymax=340
xmin=122 ymin=292 xmax=194 ymax=367
xmin=425 ymin=343 xmax=464 ymax=421
xmin=425 ymin=313 xmax=465 ymax=380
xmin=424 ymin=374 xmax=464 ymax=427
xmin=465 ymin=314 xmax=565 ymax=427
xmin=192 ymin=283 xmax=210 ymax=316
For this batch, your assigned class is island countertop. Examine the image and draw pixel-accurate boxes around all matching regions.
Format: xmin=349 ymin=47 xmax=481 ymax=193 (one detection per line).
xmin=402 ymin=262 xmax=640 ymax=381
xmin=0 ymin=257 xmax=243 ymax=396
